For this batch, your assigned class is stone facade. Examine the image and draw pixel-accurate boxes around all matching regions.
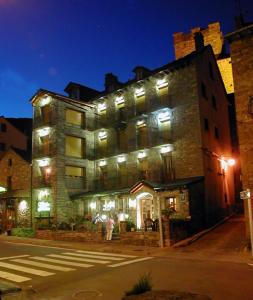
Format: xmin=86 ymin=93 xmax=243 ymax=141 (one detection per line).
xmin=0 ymin=148 xmax=31 ymax=229
xmin=173 ymin=22 xmax=234 ymax=94
xmin=226 ymin=23 xmax=253 ymax=239
xmin=30 ymin=43 xmax=235 ymax=232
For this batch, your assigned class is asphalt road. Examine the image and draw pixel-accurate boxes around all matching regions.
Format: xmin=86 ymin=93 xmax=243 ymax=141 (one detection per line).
xmin=0 ymin=238 xmax=253 ymax=300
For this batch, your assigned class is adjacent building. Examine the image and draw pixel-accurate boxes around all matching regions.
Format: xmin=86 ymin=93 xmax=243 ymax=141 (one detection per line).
xmin=30 ymin=37 xmax=235 ymax=231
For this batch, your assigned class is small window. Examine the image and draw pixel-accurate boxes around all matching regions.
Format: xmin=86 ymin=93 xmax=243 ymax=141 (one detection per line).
xmin=66 ymin=109 xmax=84 ymax=127
xmin=165 ymin=197 xmax=177 ymax=212
xmin=8 ymin=159 xmax=12 ymax=167
xmin=212 ymin=95 xmax=217 ymax=110
xmin=204 ymin=118 xmax=209 ymax=131
xmin=201 ymin=82 xmax=207 ymax=99
xmin=209 ymin=62 xmax=214 ymax=80
xmin=65 ymin=166 xmax=85 ymax=177
xmin=0 ymin=143 xmax=6 ymax=151
xmin=0 ymin=123 xmax=7 ymax=132
xmin=214 ymin=127 xmax=219 ymax=139
xmin=65 ymin=136 xmax=84 ymax=158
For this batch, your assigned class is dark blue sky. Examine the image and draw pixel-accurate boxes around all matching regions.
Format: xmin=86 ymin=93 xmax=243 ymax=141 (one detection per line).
xmin=0 ymin=0 xmax=253 ymax=117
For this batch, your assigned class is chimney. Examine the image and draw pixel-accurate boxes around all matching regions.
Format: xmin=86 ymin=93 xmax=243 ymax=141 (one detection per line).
xmin=194 ymin=32 xmax=204 ymax=52
xmin=132 ymin=66 xmax=151 ymax=81
xmin=105 ymin=73 xmax=120 ymax=92
xmin=235 ymin=14 xmax=245 ymax=30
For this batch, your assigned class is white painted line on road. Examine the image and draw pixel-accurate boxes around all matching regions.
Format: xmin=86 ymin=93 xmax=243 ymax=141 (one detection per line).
xmin=63 ymin=252 xmax=124 ymax=261
xmin=0 ymin=262 xmax=54 ymax=277
xmin=0 ymin=255 xmax=30 ymax=261
xmin=77 ymin=250 xmax=137 ymax=258
xmin=11 ymin=259 xmax=75 ymax=272
xmin=108 ymin=257 xmax=153 ymax=268
xmin=30 ymin=256 xmax=93 ymax=268
xmin=48 ymin=254 xmax=110 ymax=264
xmin=0 ymin=270 xmax=31 ymax=283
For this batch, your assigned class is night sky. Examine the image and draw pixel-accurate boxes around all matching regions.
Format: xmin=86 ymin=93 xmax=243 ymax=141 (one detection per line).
xmin=0 ymin=0 xmax=253 ymax=118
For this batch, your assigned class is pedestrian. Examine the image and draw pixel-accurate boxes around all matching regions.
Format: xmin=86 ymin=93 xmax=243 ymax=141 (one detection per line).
xmin=106 ymin=215 xmax=114 ymax=241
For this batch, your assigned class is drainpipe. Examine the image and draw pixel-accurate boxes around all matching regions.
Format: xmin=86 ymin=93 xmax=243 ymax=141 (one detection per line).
xmin=157 ymin=193 xmax=164 ymax=248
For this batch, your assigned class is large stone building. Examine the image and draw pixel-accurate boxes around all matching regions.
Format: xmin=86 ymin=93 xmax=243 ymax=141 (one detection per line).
xmin=226 ymin=19 xmax=253 ymax=240
xmin=30 ymin=36 xmax=236 ymax=231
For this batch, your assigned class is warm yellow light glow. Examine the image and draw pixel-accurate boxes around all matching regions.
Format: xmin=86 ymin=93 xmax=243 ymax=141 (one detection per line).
xmin=158 ymin=111 xmax=170 ymax=122
xmin=117 ymin=156 xmax=126 ymax=163
xmin=228 ymin=158 xmax=236 ymax=166
xmin=37 ymin=127 xmax=50 ymax=137
xmin=135 ymin=87 xmax=145 ymax=97
xmin=98 ymin=131 xmax=107 ymax=140
xmin=156 ymin=78 xmax=168 ymax=89
xmin=37 ymin=158 xmax=50 ymax=167
xmin=115 ymin=96 xmax=124 ymax=105
xmin=98 ymin=102 xmax=106 ymax=112
xmin=0 ymin=186 xmax=6 ymax=193
xmin=138 ymin=151 xmax=146 ymax=159
xmin=39 ymin=95 xmax=52 ymax=107
xmin=45 ymin=167 xmax=51 ymax=174
xmin=136 ymin=120 xmax=146 ymax=127
xmin=103 ymin=201 xmax=115 ymax=211
xmin=19 ymin=200 xmax=28 ymax=211
xmin=90 ymin=202 xmax=96 ymax=210
xmin=160 ymin=145 xmax=172 ymax=154
xmin=129 ymin=198 xmax=137 ymax=208
xmin=99 ymin=160 xmax=107 ymax=167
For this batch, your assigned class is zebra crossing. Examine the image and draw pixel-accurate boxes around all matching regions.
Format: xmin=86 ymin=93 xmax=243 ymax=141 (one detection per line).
xmin=0 ymin=250 xmax=153 ymax=283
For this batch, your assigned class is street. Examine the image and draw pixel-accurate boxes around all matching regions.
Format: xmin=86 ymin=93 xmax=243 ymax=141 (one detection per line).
xmin=0 ymin=229 xmax=253 ymax=300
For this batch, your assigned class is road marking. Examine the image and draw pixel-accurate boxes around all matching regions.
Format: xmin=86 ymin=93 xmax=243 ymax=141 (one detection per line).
xmin=30 ymin=256 xmax=93 ymax=268
xmin=47 ymin=254 xmax=110 ymax=264
xmin=77 ymin=250 xmax=137 ymax=258
xmin=11 ymin=259 xmax=75 ymax=272
xmin=0 ymin=255 xmax=30 ymax=261
xmin=62 ymin=252 xmax=124 ymax=261
xmin=0 ymin=262 xmax=54 ymax=277
xmin=0 ymin=270 xmax=31 ymax=283
xmin=108 ymin=257 xmax=153 ymax=268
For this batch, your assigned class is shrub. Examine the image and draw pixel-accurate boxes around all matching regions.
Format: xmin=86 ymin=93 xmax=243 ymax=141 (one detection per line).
xmin=125 ymin=273 xmax=152 ymax=296
xmin=11 ymin=227 xmax=35 ymax=238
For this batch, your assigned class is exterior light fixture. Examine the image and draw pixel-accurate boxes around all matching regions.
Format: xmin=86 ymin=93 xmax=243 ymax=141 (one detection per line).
xmin=45 ymin=167 xmax=51 ymax=175
xmin=99 ymin=160 xmax=107 ymax=167
xmin=117 ymin=156 xmax=126 ymax=163
xmin=98 ymin=102 xmax=106 ymax=112
xmin=37 ymin=127 xmax=50 ymax=137
xmin=160 ymin=145 xmax=172 ymax=154
xmin=227 ymin=158 xmax=236 ymax=166
xmin=158 ymin=111 xmax=170 ymax=122
xmin=135 ymin=87 xmax=145 ymax=97
xmin=138 ymin=151 xmax=146 ymax=159
xmin=98 ymin=131 xmax=107 ymax=140
xmin=115 ymin=96 xmax=124 ymax=105
xmin=37 ymin=158 xmax=50 ymax=167
xmin=136 ymin=120 xmax=146 ymax=127
xmin=90 ymin=202 xmax=96 ymax=210
xmin=39 ymin=95 xmax=52 ymax=107
xmin=156 ymin=78 xmax=168 ymax=89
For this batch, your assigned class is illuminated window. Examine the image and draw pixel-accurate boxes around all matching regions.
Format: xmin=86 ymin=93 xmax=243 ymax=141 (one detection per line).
xmin=65 ymin=136 xmax=84 ymax=158
xmin=66 ymin=109 xmax=84 ymax=127
xmin=65 ymin=166 xmax=85 ymax=177
xmin=165 ymin=197 xmax=177 ymax=211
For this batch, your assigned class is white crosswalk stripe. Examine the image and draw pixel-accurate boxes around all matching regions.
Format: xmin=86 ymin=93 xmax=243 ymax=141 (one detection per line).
xmin=47 ymin=254 xmax=110 ymax=264
xmin=0 ymin=250 xmax=153 ymax=284
xmin=0 ymin=262 xmax=54 ymax=277
xmin=76 ymin=250 xmax=137 ymax=258
xmin=11 ymin=259 xmax=75 ymax=272
xmin=30 ymin=256 xmax=93 ymax=268
xmin=62 ymin=252 xmax=124 ymax=261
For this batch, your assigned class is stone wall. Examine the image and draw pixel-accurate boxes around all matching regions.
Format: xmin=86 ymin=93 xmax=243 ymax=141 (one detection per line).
xmin=120 ymin=231 xmax=160 ymax=247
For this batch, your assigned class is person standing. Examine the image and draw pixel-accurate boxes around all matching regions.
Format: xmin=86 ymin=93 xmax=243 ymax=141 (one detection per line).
xmin=106 ymin=216 xmax=114 ymax=241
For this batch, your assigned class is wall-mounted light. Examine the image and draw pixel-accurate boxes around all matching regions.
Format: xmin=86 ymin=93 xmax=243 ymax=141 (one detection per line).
xmin=158 ymin=111 xmax=170 ymax=122
xmin=99 ymin=160 xmax=107 ymax=167
xmin=136 ymin=120 xmax=146 ymax=127
xmin=98 ymin=102 xmax=106 ymax=112
xmin=135 ymin=87 xmax=145 ymax=97
xmin=156 ymin=78 xmax=168 ymax=89
xmin=18 ymin=200 xmax=28 ymax=212
xmin=138 ymin=151 xmax=146 ymax=159
xmin=220 ymin=157 xmax=236 ymax=172
xmin=115 ymin=96 xmax=124 ymax=105
xmin=39 ymin=95 xmax=52 ymax=107
xmin=117 ymin=156 xmax=126 ymax=163
xmin=45 ymin=167 xmax=51 ymax=175
xmin=160 ymin=145 xmax=172 ymax=154
xmin=37 ymin=158 xmax=50 ymax=167
xmin=227 ymin=158 xmax=236 ymax=166
xmin=37 ymin=127 xmax=50 ymax=137
xmin=90 ymin=202 xmax=96 ymax=210
xmin=98 ymin=131 xmax=107 ymax=140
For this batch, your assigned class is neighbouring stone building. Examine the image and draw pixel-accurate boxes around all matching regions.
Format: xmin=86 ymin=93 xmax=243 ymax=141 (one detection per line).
xmin=0 ymin=148 xmax=32 ymax=230
xmin=225 ymin=18 xmax=253 ymax=240
xmin=30 ymin=35 xmax=236 ymax=232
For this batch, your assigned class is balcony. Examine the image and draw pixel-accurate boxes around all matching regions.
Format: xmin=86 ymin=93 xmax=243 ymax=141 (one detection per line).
xmin=33 ymin=176 xmax=51 ymax=189
xmin=65 ymin=176 xmax=87 ymax=190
